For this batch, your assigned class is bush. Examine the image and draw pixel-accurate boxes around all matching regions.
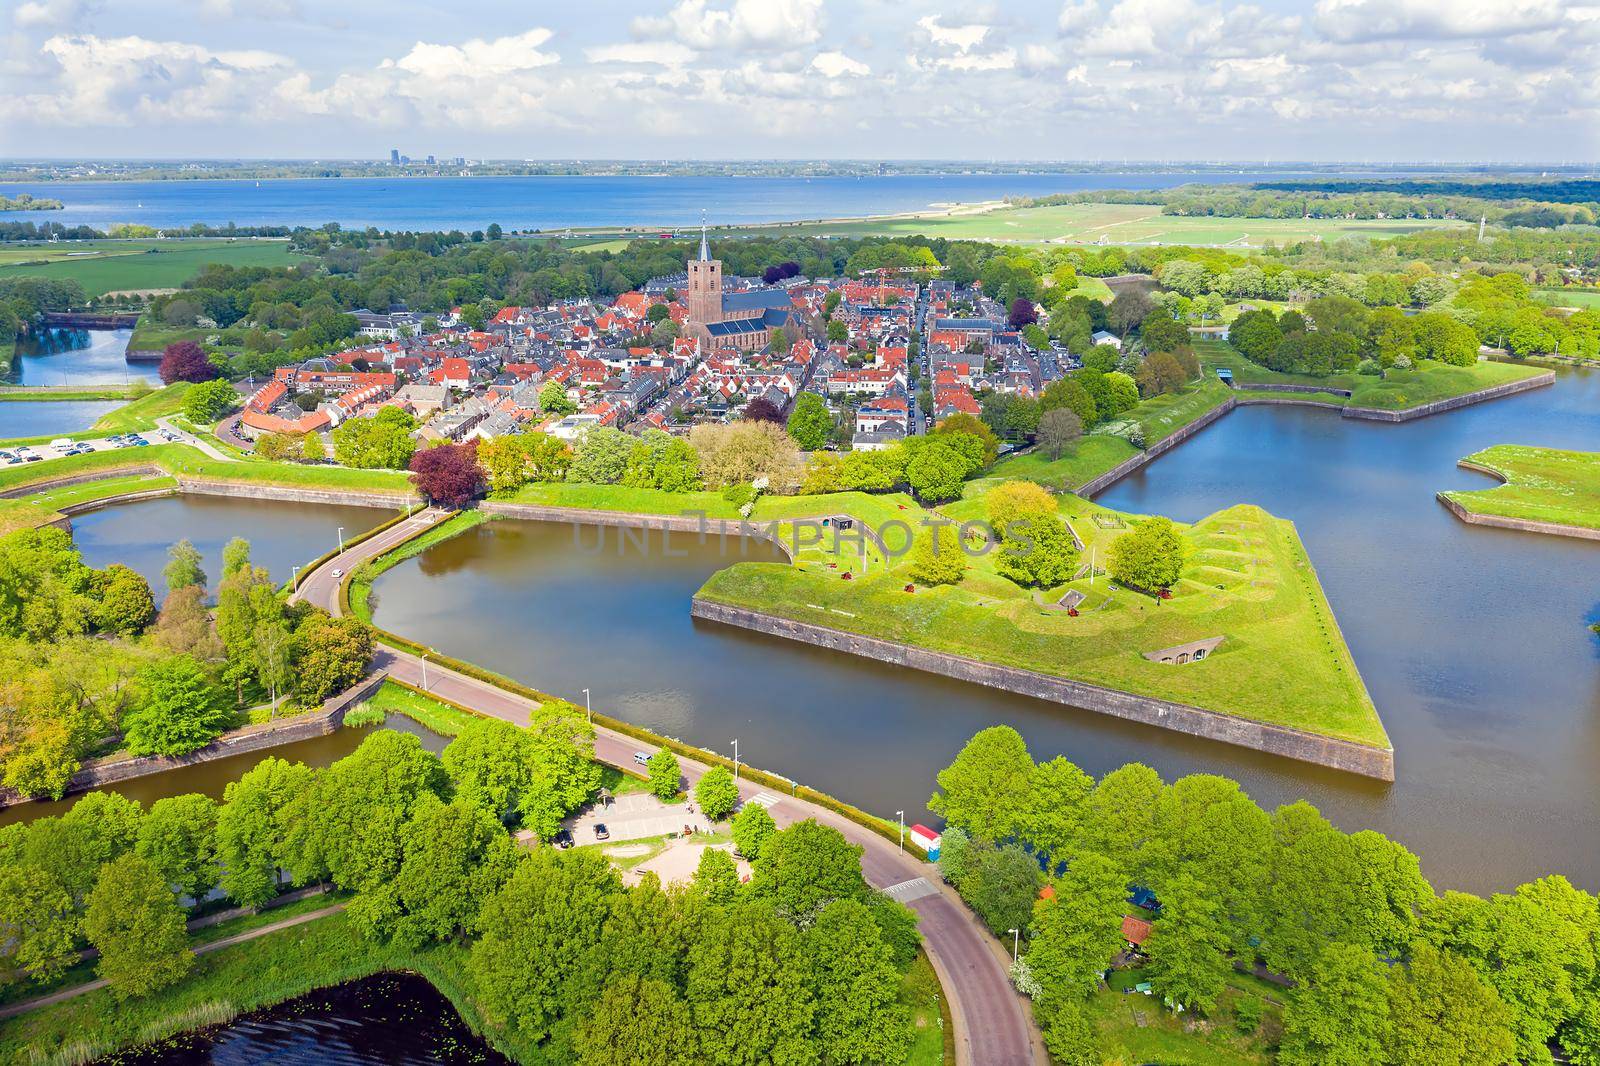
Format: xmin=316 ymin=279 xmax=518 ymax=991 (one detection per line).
xmin=1234 ymin=994 xmax=1263 ymax=1034
xmin=342 ymin=702 xmax=385 ymax=728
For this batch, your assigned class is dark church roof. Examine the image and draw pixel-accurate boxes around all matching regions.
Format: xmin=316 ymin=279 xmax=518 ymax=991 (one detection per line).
xmin=723 ymin=287 xmax=793 ymax=315
xmin=706 ymin=317 xmax=768 ymax=337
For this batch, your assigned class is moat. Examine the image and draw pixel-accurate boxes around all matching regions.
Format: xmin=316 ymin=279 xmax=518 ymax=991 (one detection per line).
xmin=21 ymin=365 xmax=1600 ymax=894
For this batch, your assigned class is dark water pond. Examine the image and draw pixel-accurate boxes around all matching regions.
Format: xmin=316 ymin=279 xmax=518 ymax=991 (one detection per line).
xmin=96 ymin=972 xmax=508 ymax=1065
xmin=9 ymin=327 xmax=157 ymax=387
xmin=364 ymin=370 xmax=1600 ymax=895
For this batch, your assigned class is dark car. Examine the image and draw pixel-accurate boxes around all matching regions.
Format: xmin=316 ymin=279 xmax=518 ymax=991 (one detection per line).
xmin=553 ymin=828 xmax=574 ymax=849
xmin=593 ymin=823 xmax=610 ymax=841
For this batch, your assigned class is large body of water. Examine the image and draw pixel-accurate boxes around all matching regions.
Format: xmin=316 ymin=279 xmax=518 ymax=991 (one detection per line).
xmin=22 ymin=373 xmax=1600 ymax=893
xmin=0 ymin=398 xmax=123 ymax=439
xmin=99 ymin=972 xmax=508 ymax=1065
xmin=10 ymin=171 xmax=1329 ymax=232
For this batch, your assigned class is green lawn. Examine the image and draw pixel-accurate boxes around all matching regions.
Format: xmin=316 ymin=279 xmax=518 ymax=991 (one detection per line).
xmin=0 ymin=239 xmax=305 ymax=297
xmin=698 ymin=489 xmax=1386 ymax=748
xmin=0 ymin=386 xmax=137 ymax=402
xmin=1441 ymin=444 xmax=1600 ymax=532
xmin=695 ymin=202 xmax=1466 ymax=248
xmin=1536 ymin=287 xmax=1600 ymax=310
xmin=1090 ymin=974 xmax=1276 ymax=1064
xmin=978 ymin=436 xmax=1139 ymax=494
xmin=495 ymin=480 xmax=745 ymax=518
xmin=355 ymin=679 xmax=489 ymax=737
xmin=1196 ymin=338 xmax=1547 ymax=411
xmin=90 ymin=382 xmax=191 ymax=433
xmin=983 ymin=374 xmax=1232 ymax=493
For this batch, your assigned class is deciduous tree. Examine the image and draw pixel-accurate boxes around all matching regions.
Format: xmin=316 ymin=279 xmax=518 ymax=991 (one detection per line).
xmin=83 ymin=853 xmax=194 ymax=998
xmin=1108 ymin=516 xmax=1186 ymax=592
xmin=694 ymin=766 xmax=740 ymax=822
xmin=929 ymin=725 xmax=1035 ymax=844
xmin=135 ymin=793 xmax=220 ymax=904
xmin=158 ymin=341 xmax=218 ymax=384
xmin=122 ymin=654 xmax=229 ymax=757
xmin=410 ymin=441 xmax=483 ymax=507
xmin=646 ymin=750 xmax=681 ymax=800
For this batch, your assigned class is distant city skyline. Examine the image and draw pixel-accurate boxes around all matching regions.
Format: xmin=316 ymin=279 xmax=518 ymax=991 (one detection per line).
xmin=2 ymin=0 xmax=1596 ymax=162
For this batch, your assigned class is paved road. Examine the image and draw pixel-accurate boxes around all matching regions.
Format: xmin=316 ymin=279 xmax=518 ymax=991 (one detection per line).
xmin=155 ymin=416 xmax=235 ymax=462
xmin=0 ymin=903 xmax=346 ymax=1021
xmin=299 ymin=513 xmax=1040 ymax=1065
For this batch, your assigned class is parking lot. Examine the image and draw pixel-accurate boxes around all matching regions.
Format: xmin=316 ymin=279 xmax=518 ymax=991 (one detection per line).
xmin=0 ymin=427 xmax=177 ymax=466
xmin=564 ymin=791 xmax=707 ymax=846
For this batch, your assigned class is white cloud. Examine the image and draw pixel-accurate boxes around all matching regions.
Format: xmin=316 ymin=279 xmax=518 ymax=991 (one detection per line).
xmin=388 ymin=29 xmax=559 ymax=80
xmin=586 ymin=41 xmax=695 ymax=66
xmin=1057 ymin=0 xmax=1100 ymax=33
xmin=194 ymin=0 xmax=302 ymax=19
xmin=1314 ymin=0 xmax=1566 ymax=43
xmin=809 ymin=50 xmax=868 ymax=77
xmin=633 ymin=0 xmax=823 ymax=51
xmin=938 ymin=48 xmax=1016 ymax=71
xmin=916 ymin=15 xmax=990 ymax=52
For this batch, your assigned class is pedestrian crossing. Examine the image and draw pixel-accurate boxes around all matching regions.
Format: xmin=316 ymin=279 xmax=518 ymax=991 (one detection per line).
xmin=883 ymin=877 xmax=938 ymax=903
xmin=746 ymin=792 xmax=781 ymax=809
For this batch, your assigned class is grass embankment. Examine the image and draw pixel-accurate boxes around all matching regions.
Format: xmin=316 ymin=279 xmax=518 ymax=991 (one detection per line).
xmin=1441 ymin=444 xmax=1600 ymax=532
xmin=0 ymin=386 xmax=137 ymax=402
xmin=0 ymin=473 xmax=179 ymax=535
xmin=353 ymin=679 xmax=489 ymax=738
xmin=0 ymin=238 xmax=305 ymax=297
xmin=1196 ymin=337 xmax=1547 ymax=411
xmin=347 ymin=511 xmax=488 ymax=620
xmin=983 ymin=374 xmax=1232 ymax=492
xmin=698 ymin=490 xmax=1386 ymax=748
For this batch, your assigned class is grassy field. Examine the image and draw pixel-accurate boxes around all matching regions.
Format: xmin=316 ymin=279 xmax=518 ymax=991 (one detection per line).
xmin=127 ymin=323 xmax=214 ymax=352
xmin=698 ymin=487 xmax=1386 ymax=748
xmin=0 ymin=238 xmax=305 ymax=297
xmin=1091 ymin=964 xmax=1280 ymax=1064
xmin=1536 ymin=287 xmax=1600 ymax=310
xmin=1195 ymin=337 xmax=1548 ymax=411
xmin=700 ymin=202 xmax=1468 ymax=248
xmin=1442 ymin=444 xmax=1600 ymax=532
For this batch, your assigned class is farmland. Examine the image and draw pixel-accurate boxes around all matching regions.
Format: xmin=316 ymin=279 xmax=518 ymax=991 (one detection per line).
xmin=0 ymin=238 xmax=305 ymax=296
xmin=697 ymin=201 xmax=1469 ymax=248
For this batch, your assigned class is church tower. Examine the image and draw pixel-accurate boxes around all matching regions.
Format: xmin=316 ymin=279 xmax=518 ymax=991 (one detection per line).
xmin=685 ymin=219 xmax=723 ymax=341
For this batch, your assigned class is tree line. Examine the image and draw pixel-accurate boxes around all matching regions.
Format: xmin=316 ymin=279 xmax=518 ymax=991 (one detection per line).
xmin=928 ymin=726 xmax=1599 ymax=1065
xmin=0 ymin=529 xmax=370 ymax=799
xmin=0 ymin=722 xmax=925 ymax=1066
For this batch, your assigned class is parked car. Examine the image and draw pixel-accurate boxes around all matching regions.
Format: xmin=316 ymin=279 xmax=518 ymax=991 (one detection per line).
xmin=553 ymin=828 xmax=574 ymax=849
xmin=633 ymin=751 xmax=651 ymax=766
xmin=593 ymin=823 xmax=609 ymax=841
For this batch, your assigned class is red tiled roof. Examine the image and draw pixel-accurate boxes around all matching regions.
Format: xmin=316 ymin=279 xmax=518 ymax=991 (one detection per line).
xmin=1121 ymin=915 xmax=1152 ymax=946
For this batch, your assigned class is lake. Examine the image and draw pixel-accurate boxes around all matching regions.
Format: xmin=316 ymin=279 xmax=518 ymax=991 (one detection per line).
xmin=7 ymin=327 xmax=156 ymax=387
xmin=96 ymin=972 xmax=508 ymax=1065
xmin=12 ymin=171 xmax=1337 ymax=232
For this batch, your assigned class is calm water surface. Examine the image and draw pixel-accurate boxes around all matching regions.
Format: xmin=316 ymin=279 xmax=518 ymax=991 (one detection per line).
xmin=365 ymin=370 xmax=1600 ymax=895
xmin=98 ymin=972 xmax=508 ymax=1065
xmin=0 ymin=398 xmax=124 ymax=439
xmin=12 ymin=172 xmax=1343 ymax=231
xmin=69 ymin=495 xmax=397 ymax=604
xmin=8 ymin=327 xmax=156 ymax=387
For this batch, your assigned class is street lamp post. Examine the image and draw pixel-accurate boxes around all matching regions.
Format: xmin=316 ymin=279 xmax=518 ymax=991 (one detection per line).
xmin=731 ymin=738 xmax=739 ymax=780
xmin=420 ymin=653 xmax=430 ymax=692
xmin=583 ymin=687 xmax=591 ymax=724
xmin=337 ymin=526 xmax=346 ymax=552
xmin=1008 ymin=928 xmax=1020 ymax=964
xmin=896 ymin=810 xmax=905 ymax=851
xmin=291 ymin=565 xmax=300 ymax=591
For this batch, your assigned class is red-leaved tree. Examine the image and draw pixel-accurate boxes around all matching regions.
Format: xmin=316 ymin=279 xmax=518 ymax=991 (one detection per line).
xmin=158 ymin=341 xmax=220 ymax=385
xmin=409 ymin=441 xmax=483 ymax=507
xmin=743 ymin=397 xmax=785 ymax=423
xmin=1008 ymin=298 xmax=1038 ymax=330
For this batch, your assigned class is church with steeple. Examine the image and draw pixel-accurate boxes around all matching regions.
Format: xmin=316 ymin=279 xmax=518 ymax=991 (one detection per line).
xmin=684 ymin=221 xmax=804 ymax=352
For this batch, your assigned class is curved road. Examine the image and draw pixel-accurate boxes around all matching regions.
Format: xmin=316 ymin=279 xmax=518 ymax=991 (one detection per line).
xmin=293 ymin=511 xmax=1039 ymax=1066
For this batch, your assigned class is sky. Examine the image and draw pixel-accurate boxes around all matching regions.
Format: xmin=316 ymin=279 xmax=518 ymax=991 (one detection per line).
xmin=2 ymin=0 xmax=1597 ymax=163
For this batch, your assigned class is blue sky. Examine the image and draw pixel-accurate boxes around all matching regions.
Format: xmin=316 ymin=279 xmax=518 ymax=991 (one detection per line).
xmin=2 ymin=0 xmax=1596 ymax=161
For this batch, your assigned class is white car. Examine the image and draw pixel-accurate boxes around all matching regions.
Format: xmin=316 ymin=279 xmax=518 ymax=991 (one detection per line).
xmin=330 ymin=568 xmax=344 ymax=579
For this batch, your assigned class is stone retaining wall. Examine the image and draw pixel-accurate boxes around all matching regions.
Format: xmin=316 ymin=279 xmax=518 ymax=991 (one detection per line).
xmin=1340 ymin=369 xmax=1554 ymax=422
xmin=57 ymin=486 xmax=177 ymax=518
xmin=1234 ymin=396 xmax=1347 ymax=412
xmin=0 ymin=673 xmax=388 ymax=811
xmin=1234 ymin=382 xmax=1354 ymax=397
xmin=1077 ymin=397 xmax=1238 ymax=498
xmin=177 ymin=477 xmax=417 ymax=509
xmin=1436 ymin=486 xmax=1600 ymax=542
xmin=691 ymin=598 xmax=1395 ymax=781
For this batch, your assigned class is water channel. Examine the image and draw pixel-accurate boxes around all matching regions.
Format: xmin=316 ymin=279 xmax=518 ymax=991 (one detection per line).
xmin=2 ymin=326 xmax=151 ymax=439
xmin=13 ymin=370 xmax=1599 ymax=894
xmin=95 ymin=972 xmax=508 ymax=1065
